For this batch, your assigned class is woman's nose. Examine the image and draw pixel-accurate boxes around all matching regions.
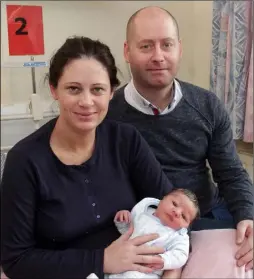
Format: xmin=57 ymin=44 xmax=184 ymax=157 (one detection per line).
xmin=78 ymin=92 xmax=94 ymax=106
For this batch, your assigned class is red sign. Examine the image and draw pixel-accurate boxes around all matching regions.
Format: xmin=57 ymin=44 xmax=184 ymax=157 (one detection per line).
xmin=6 ymin=5 xmax=44 ymax=56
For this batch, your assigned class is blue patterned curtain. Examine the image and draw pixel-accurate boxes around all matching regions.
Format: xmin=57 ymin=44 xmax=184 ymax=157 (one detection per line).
xmin=210 ymin=1 xmax=253 ymax=141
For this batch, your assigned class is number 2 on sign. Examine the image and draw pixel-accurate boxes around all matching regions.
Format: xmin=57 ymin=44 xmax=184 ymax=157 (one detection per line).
xmin=15 ymin=17 xmax=28 ymax=35
xmin=6 ymin=4 xmax=44 ymax=55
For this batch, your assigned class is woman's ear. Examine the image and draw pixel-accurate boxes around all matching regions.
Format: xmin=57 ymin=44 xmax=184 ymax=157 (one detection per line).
xmin=50 ymin=85 xmax=58 ymax=100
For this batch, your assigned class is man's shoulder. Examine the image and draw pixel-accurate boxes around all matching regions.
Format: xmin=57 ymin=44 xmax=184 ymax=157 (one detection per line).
xmin=178 ymin=80 xmax=224 ymax=120
xmin=107 ymin=84 xmax=129 ymax=120
xmin=111 ymin=84 xmax=127 ymax=103
xmin=178 ymin=79 xmax=220 ymax=104
xmin=114 ymin=84 xmax=127 ymax=95
xmin=112 ymin=80 xmax=221 ymax=107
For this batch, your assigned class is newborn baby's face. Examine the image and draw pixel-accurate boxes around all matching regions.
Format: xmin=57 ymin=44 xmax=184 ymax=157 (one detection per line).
xmin=154 ymin=192 xmax=197 ymax=230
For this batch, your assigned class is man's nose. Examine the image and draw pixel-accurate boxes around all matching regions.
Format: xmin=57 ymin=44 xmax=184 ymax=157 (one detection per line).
xmin=151 ymin=46 xmax=165 ymax=63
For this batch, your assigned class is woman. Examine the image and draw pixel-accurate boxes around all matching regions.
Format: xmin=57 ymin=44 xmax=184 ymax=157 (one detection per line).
xmin=1 ymin=36 xmax=175 ymax=279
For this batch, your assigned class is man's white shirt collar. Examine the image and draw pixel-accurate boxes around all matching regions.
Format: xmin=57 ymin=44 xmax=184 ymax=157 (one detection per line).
xmin=124 ymin=79 xmax=183 ymax=115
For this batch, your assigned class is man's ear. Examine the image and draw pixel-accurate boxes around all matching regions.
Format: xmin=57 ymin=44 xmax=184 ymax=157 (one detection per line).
xmin=178 ymin=38 xmax=183 ymax=59
xmin=124 ymin=41 xmax=130 ymax=63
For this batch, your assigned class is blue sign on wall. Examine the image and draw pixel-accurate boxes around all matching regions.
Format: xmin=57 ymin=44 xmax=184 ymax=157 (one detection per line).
xmin=23 ymin=61 xmax=47 ymax=67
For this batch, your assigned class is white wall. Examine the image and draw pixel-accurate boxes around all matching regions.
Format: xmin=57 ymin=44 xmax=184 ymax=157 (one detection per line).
xmin=1 ymin=1 xmax=132 ymax=106
xmin=1 ymin=1 xmax=213 ymax=106
xmin=192 ymin=1 xmax=213 ymax=90
xmin=1 ymin=1 xmax=213 ymax=147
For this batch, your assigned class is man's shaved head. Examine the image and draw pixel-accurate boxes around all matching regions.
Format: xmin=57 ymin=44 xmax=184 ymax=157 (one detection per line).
xmin=123 ymin=5 xmax=182 ymax=93
xmin=126 ymin=6 xmax=180 ymax=42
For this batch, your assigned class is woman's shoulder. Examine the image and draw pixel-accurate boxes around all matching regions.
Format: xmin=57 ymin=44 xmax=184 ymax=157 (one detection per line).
xmin=9 ymin=118 xmax=56 ymax=158
xmin=99 ymin=119 xmax=143 ymax=148
xmin=100 ymin=119 xmax=140 ymax=137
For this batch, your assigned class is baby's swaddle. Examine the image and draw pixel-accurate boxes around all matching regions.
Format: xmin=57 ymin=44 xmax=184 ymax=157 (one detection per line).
xmin=106 ymin=198 xmax=189 ymax=279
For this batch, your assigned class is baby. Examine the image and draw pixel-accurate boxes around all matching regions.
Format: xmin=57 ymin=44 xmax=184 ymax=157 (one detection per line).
xmin=108 ymin=188 xmax=200 ymax=279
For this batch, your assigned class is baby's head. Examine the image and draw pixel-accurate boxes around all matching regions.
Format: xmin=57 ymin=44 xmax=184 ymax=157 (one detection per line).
xmin=154 ymin=189 xmax=200 ymax=230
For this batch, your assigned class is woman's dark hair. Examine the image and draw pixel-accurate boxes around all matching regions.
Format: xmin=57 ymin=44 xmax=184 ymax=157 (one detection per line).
xmin=47 ymin=36 xmax=120 ymax=89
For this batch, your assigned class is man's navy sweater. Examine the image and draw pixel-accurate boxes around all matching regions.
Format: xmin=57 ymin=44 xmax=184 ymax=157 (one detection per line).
xmin=107 ymin=80 xmax=253 ymax=224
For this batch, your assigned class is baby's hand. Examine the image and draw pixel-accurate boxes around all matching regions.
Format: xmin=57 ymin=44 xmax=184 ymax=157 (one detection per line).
xmin=145 ymin=255 xmax=164 ymax=270
xmin=114 ymin=210 xmax=131 ymax=223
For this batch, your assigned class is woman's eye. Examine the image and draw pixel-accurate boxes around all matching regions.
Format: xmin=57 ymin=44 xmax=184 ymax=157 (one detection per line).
xmin=68 ymin=86 xmax=80 ymax=94
xmin=172 ymin=201 xmax=177 ymax=206
xmin=92 ymin=87 xmax=104 ymax=94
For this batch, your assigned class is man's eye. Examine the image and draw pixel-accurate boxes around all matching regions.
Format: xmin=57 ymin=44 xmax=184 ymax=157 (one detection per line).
xmin=182 ymin=214 xmax=186 ymax=221
xmin=172 ymin=201 xmax=177 ymax=206
xmin=141 ymin=45 xmax=150 ymax=49
xmin=164 ymin=42 xmax=173 ymax=48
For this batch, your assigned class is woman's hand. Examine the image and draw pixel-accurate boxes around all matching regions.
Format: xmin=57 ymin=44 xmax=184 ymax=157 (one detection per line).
xmin=104 ymin=224 xmax=165 ymax=274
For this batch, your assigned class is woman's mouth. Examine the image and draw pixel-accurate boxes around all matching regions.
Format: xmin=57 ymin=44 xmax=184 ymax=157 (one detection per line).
xmin=73 ymin=112 xmax=97 ymax=119
xmin=75 ymin=112 xmax=95 ymax=116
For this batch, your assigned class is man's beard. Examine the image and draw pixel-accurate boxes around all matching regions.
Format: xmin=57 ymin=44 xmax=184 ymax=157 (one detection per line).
xmin=139 ymin=71 xmax=174 ymax=89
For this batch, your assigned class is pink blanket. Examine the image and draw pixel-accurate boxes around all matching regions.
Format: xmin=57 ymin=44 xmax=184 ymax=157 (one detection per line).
xmin=1 ymin=229 xmax=253 ymax=279
xmin=182 ymin=229 xmax=253 ymax=278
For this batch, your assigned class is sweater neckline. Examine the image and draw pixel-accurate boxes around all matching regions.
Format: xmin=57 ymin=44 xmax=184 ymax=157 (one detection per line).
xmin=118 ymin=79 xmax=188 ymax=118
xmin=44 ymin=117 xmax=101 ymax=170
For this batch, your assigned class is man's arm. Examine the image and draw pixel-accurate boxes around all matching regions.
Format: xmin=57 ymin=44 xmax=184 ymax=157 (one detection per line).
xmin=207 ymin=96 xmax=253 ymax=224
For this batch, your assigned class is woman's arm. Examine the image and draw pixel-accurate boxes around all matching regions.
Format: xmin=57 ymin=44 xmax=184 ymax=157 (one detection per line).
xmin=1 ymin=146 xmax=167 ymax=279
xmin=1 ymin=148 xmax=104 ymax=279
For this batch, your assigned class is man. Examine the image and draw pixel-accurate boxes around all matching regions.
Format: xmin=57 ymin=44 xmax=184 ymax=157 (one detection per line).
xmin=107 ymin=5 xmax=253 ymax=276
